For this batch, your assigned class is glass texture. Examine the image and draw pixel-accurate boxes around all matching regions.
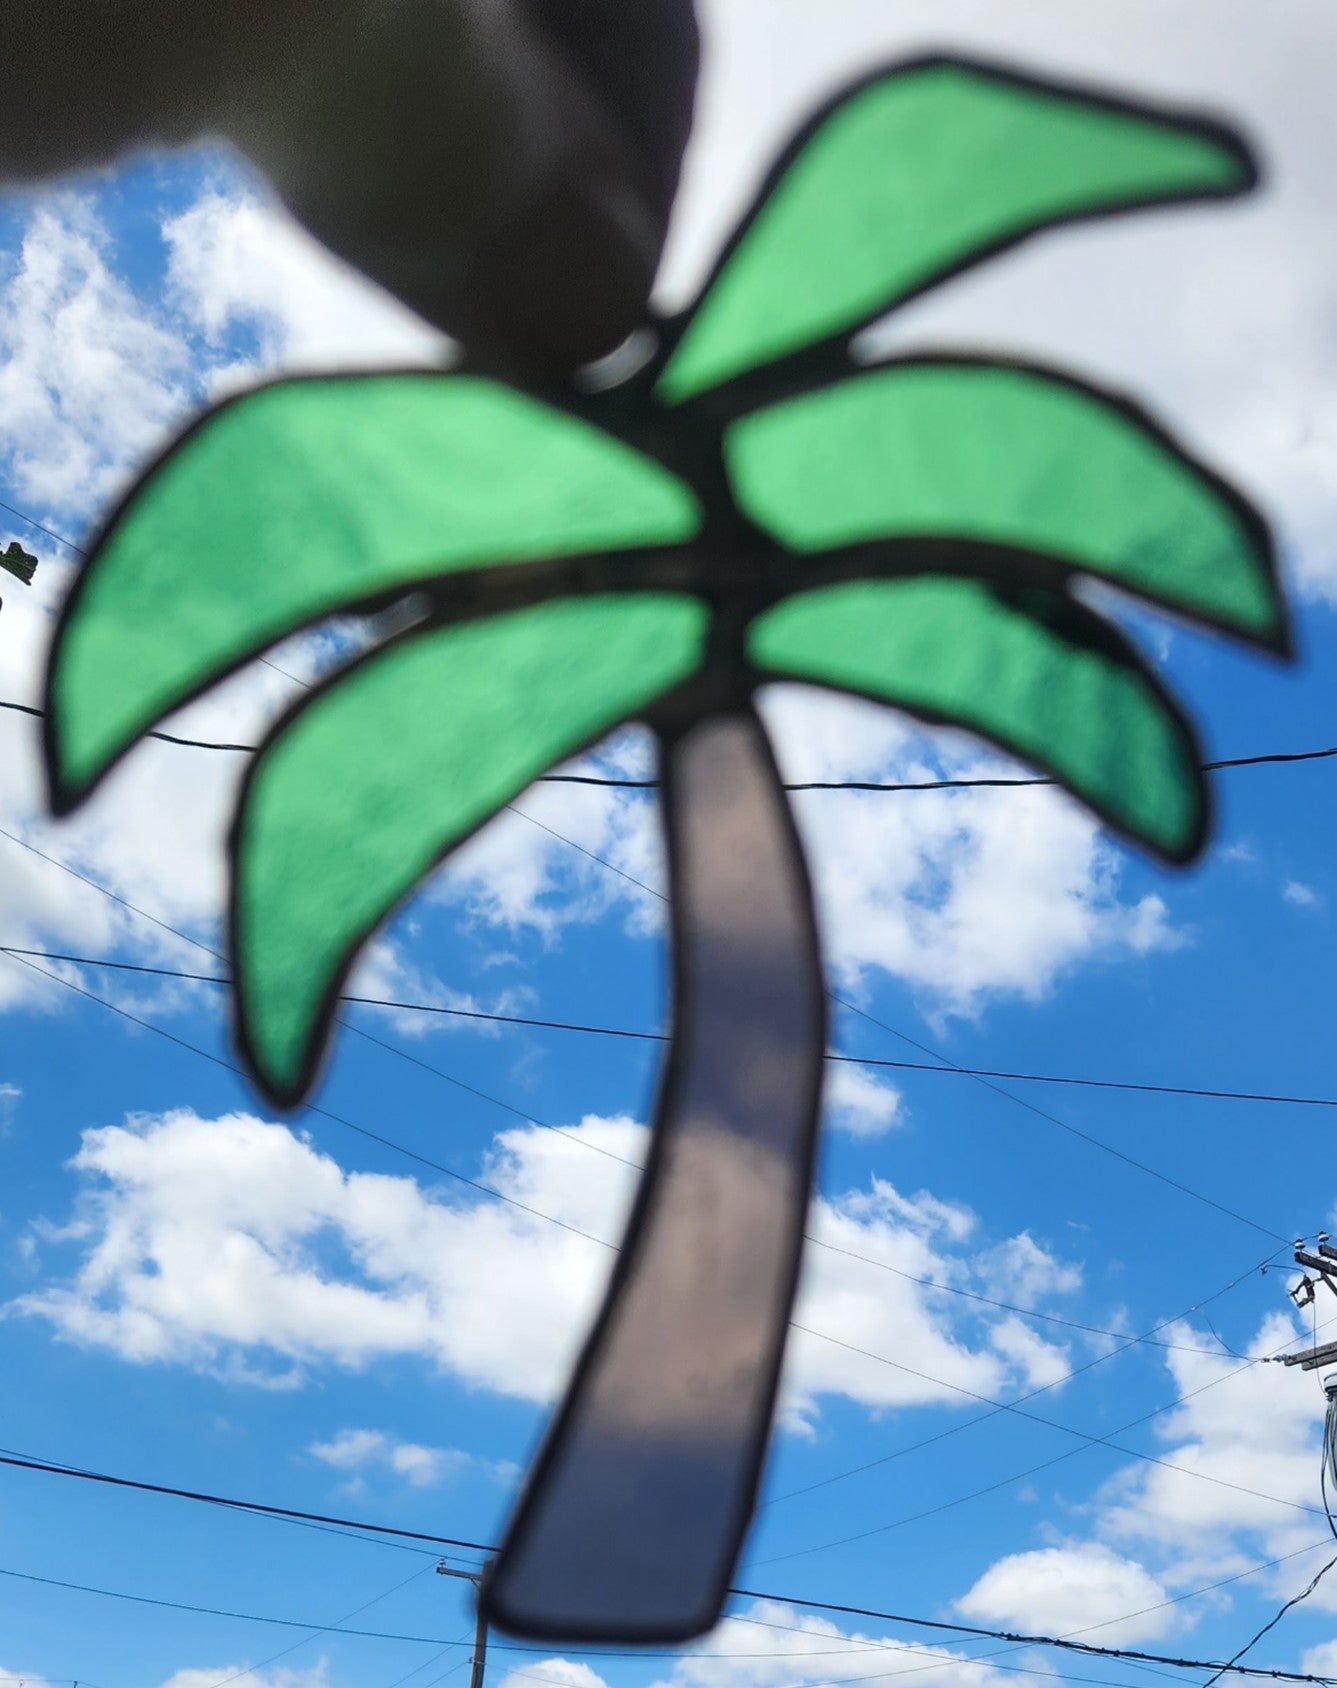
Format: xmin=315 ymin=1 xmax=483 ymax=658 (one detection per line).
xmin=51 ymin=375 xmax=702 ymax=799
xmin=659 ymin=61 xmax=1247 ymax=401
xmin=728 ymin=365 xmax=1277 ymax=641
xmin=486 ymin=709 xmax=824 ymax=1639
xmin=750 ymin=577 xmax=1200 ymax=859
xmin=234 ymin=594 xmax=707 ymax=1099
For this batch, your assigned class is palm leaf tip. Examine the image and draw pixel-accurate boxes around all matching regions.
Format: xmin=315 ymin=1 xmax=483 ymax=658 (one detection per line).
xmin=44 ymin=374 xmax=704 ymax=814
xmin=749 ymin=576 xmax=1207 ymax=864
xmin=230 ymin=594 xmax=709 ymax=1105
xmin=657 ymin=54 xmax=1257 ymax=404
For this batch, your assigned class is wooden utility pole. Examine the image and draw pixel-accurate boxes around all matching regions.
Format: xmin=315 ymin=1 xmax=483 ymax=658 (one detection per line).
xmin=436 ymin=1559 xmax=493 ymax=1688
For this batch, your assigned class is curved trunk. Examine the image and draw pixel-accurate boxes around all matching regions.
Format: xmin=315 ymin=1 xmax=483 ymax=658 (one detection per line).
xmin=483 ymin=703 xmax=827 ymax=1641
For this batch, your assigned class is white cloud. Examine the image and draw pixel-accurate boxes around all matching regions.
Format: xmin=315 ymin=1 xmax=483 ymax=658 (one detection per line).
xmin=0 ymin=176 xmax=445 ymax=1024
xmin=1283 ymin=881 xmax=1321 ymax=908
xmin=16 ymin=1107 xmax=1081 ymax=1425
xmin=162 ymin=179 xmax=448 ymax=377
xmin=824 ymin=1062 xmax=904 ymax=1137
xmin=959 ymin=1308 xmax=1334 ymax=1637
xmin=499 ymin=1663 xmax=610 ymax=1688
xmin=1301 ymin=1643 xmax=1337 ymax=1679
xmin=957 ymin=1543 xmax=1175 ymax=1644
xmin=642 ymin=1598 xmax=1019 ymax=1688
xmin=986 ymin=1315 xmax=1075 ymax=1390
xmin=765 ymin=688 xmax=1181 ymax=1018
xmin=1096 ymin=1312 xmax=1327 ymax=1585
xmin=161 ymin=1663 xmax=328 ymax=1688
xmin=0 ymin=199 xmax=192 ymax=519
xmin=979 ymin=1234 xmax=1084 ymax=1306
xmin=308 ymin=1425 xmax=505 ymax=1488
xmin=0 ymin=1669 xmax=52 ymax=1688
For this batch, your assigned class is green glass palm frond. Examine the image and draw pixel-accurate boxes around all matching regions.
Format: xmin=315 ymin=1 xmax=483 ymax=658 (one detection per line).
xmin=44 ymin=53 xmax=1286 ymax=1646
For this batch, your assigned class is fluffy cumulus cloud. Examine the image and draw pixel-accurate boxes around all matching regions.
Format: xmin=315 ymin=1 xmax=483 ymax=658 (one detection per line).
xmin=13 ymin=1107 xmax=1085 ymax=1422
xmin=765 ymin=690 xmax=1180 ymax=1017
xmin=956 ymin=1308 xmax=1334 ymax=1638
xmin=958 ymin=1542 xmax=1174 ymax=1644
xmin=1096 ymin=1311 xmax=1328 ymax=1586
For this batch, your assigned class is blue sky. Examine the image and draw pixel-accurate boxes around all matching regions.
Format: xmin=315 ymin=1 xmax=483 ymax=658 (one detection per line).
xmin=3 ymin=5 xmax=1337 ymax=1688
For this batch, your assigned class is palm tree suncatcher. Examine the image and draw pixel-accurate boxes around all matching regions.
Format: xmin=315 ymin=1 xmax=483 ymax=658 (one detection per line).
xmin=45 ymin=56 xmax=1285 ymax=1644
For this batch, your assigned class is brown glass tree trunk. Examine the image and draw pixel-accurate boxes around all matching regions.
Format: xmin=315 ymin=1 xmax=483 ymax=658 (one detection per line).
xmin=484 ymin=702 xmax=827 ymax=1641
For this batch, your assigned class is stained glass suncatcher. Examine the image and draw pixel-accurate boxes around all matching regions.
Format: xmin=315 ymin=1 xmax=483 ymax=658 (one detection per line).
xmin=45 ymin=56 xmax=1285 ymax=1643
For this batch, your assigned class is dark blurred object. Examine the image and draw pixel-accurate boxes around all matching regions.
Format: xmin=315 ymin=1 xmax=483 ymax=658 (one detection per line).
xmin=0 ymin=539 xmax=38 ymax=618
xmin=0 ymin=0 xmax=700 ymax=375
xmin=0 ymin=541 xmax=37 ymax=586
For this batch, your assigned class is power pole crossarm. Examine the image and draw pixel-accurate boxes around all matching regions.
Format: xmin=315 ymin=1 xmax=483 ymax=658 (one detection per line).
xmin=1280 ymin=1339 xmax=1337 ymax=1371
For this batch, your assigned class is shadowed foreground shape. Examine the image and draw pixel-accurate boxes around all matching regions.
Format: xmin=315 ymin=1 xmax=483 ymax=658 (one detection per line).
xmin=45 ymin=57 xmax=1287 ymax=1642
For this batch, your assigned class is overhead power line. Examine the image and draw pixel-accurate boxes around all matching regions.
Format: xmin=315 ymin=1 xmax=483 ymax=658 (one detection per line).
xmin=1 ymin=1410 xmax=1332 ymax=1684
xmin=1 ymin=944 xmax=613 ymax=1247
xmin=1200 ymin=1555 xmax=1337 ymax=1688
xmin=0 ymin=1444 xmax=490 ymax=1553
xmin=0 ymin=1549 xmax=1333 ymax=1685
xmin=10 ymin=942 xmax=1337 ymax=1120
xmin=721 ymin=1586 xmax=1337 ymax=1687
xmin=0 ymin=498 xmax=83 ymax=553
xmin=5 ymin=694 xmax=1337 ymax=791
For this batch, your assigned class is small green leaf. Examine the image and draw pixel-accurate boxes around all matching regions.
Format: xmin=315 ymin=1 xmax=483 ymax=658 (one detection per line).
xmin=750 ymin=575 xmax=1204 ymax=861
xmin=658 ymin=57 xmax=1254 ymax=402
xmin=727 ymin=361 xmax=1281 ymax=647
xmin=232 ymin=593 xmax=708 ymax=1104
xmin=47 ymin=374 xmax=702 ymax=809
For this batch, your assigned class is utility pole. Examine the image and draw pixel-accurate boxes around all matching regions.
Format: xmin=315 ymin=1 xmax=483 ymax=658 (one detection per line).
xmin=1279 ymin=1235 xmax=1337 ymax=1371
xmin=436 ymin=1559 xmax=492 ymax=1688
